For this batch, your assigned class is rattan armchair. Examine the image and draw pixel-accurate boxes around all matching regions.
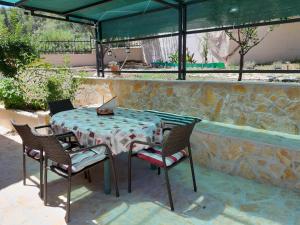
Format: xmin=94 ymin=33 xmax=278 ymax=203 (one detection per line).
xmin=33 ymin=131 xmax=119 ymax=222
xmin=48 ymin=99 xmax=75 ymax=116
xmin=11 ymin=122 xmax=55 ymax=198
xmin=128 ymin=121 xmax=197 ymax=211
xmin=11 ymin=121 xmax=76 ymax=198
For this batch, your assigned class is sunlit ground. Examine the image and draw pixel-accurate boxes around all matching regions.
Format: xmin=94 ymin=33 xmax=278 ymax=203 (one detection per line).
xmin=0 ymin=132 xmax=299 ymax=225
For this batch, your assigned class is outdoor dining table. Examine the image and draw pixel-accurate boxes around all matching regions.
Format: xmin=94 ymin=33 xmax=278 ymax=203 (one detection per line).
xmin=51 ymin=107 xmax=163 ymax=194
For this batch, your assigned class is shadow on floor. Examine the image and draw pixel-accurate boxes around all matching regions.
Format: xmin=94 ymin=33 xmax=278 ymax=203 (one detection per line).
xmin=0 ymin=133 xmax=42 ymax=190
xmin=1 ymin=134 xmax=300 ymax=225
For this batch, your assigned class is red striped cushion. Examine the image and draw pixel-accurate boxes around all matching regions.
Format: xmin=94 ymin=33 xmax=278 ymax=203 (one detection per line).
xmin=137 ymin=146 xmax=186 ymax=167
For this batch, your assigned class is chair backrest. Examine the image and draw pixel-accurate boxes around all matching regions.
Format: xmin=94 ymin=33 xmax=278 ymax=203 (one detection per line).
xmin=11 ymin=121 xmax=41 ymax=150
xmin=32 ymin=133 xmax=70 ymax=165
xmin=162 ymin=121 xmax=196 ymax=157
xmin=48 ymin=99 xmax=74 ymax=116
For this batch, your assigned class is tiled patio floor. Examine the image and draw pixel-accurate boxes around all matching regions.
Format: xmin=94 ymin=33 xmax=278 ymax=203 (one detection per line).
xmin=0 ymin=132 xmax=299 ymax=225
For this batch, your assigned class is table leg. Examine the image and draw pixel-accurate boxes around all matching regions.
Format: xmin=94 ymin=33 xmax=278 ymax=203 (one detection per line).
xmin=150 ymin=164 xmax=157 ymax=170
xmin=104 ymin=160 xmax=111 ymax=194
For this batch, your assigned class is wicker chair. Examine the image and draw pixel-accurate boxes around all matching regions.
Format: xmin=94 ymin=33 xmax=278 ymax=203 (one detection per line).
xmin=11 ymin=121 xmax=75 ymax=198
xmin=48 ymin=99 xmax=75 ymax=116
xmin=11 ymin=122 xmax=52 ymax=198
xmin=33 ymin=131 xmax=119 ymax=222
xmin=128 ymin=121 xmax=197 ymax=211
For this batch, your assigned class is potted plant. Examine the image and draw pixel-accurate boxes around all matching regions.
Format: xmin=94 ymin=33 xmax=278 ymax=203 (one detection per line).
xmin=109 ymin=61 xmax=120 ymax=75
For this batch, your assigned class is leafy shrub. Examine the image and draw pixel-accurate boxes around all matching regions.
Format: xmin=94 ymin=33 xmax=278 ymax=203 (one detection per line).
xmin=169 ymin=50 xmax=197 ymax=64
xmin=0 ymin=61 xmax=82 ymax=111
xmin=0 ymin=36 xmax=38 ymax=78
xmin=0 ymin=8 xmax=39 ymax=78
xmin=0 ymin=77 xmax=25 ymax=109
xmin=186 ymin=50 xmax=196 ymax=64
xmin=169 ymin=51 xmax=179 ymax=64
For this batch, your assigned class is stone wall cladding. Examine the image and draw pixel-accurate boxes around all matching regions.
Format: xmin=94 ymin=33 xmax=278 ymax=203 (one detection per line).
xmin=191 ymin=131 xmax=300 ymax=191
xmin=75 ymin=79 xmax=300 ymax=135
xmin=74 ymin=78 xmax=300 ymax=190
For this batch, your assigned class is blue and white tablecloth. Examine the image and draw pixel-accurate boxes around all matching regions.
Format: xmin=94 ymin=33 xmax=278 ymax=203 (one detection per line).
xmin=51 ymin=107 xmax=163 ymax=155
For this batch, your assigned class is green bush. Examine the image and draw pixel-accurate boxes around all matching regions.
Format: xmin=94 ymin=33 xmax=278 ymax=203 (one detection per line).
xmin=0 ymin=36 xmax=38 ymax=78
xmin=0 ymin=77 xmax=25 ymax=109
xmin=0 ymin=8 xmax=39 ymax=78
xmin=0 ymin=62 xmax=82 ymax=111
xmin=168 ymin=50 xmax=197 ymax=64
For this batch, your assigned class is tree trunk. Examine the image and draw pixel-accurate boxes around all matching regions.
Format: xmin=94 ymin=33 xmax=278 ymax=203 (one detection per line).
xmin=238 ymin=53 xmax=244 ymax=81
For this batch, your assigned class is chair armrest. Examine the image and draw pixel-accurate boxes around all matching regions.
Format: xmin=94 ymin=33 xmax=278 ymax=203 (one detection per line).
xmin=68 ymin=143 xmax=109 ymax=154
xmin=34 ymin=124 xmax=54 ymax=135
xmin=55 ymin=131 xmax=81 ymax=145
xmin=129 ymin=139 xmax=162 ymax=152
xmin=55 ymin=131 xmax=75 ymax=139
xmin=35 ymin=124 xmax=52 ymax=130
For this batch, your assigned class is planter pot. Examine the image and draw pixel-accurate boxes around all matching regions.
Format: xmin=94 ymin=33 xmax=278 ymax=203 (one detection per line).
xmin=110 ymin=65 xmax=120 ymax=75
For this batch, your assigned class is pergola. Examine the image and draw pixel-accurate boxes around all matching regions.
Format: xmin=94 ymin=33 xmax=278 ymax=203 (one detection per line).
xmin=1 ymin=0 xmax=300 ymax=79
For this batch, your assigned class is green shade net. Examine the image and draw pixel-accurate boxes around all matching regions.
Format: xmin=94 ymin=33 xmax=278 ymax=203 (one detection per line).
xmin=101 ymin=8 xmax=179 ymax=40
xmin=187 ymin=0 xmax=300 ymax=31
xmin=0 ymin=0 xmax=300 ymax=40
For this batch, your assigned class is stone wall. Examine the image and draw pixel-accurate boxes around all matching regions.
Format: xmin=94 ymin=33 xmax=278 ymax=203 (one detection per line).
xmin=0 ymin=105 xmax=50 ymax=131
xmin=191 ymin=127 xmax=300 ymax=190
xmin=75 ymin=78 xmax=300 ymax=135
xmin=74 ymin=78 xmax=300 ymax=190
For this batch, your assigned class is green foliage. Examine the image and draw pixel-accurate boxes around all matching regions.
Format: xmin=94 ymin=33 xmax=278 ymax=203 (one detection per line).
xmin=0 ymin=77 xmax=25 ymax=109
xmin=225 ymin=26 xmax=274 ymax=81
xmin=0 ymin=8 xmax=38 ymax=78
xmin=169 ymin=50 xmax=197 ymax=64
xmin=0 ymin=36 xmax=38 ymax=77
xmin=169 ymin=51 xmax=179 ymax=63
xmin=0 ymin=61 xmax=82 ymax=110
xmin=186 ymin=49 xmax=196 ymax=63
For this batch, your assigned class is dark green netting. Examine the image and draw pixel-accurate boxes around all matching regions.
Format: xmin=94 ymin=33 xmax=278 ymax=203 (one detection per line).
xmin=20 ymin=0 xmax=102 ymax=13
xmin=101 ymin=8 xmax=178 ymax=40
xmin=187 ymin=0 xmax=300 ymax=31
xmin=0 ymin=0 xmax=300 ymax=40
xmin=74 ymin=0 xmax=163 ymax=21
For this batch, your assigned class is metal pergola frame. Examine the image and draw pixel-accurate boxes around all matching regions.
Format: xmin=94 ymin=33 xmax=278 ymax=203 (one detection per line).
xmin=2 ymin=0 xmax=300 ymax=80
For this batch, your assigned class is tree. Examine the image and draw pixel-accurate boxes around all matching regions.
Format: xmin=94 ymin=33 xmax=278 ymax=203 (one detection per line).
xmin=0 ymin=8 xmax=38 ymax=78
xmin=201 ymin=33 xmax=209 ymax=64
xmin=225 ymin=27 xmax=273 ymax=81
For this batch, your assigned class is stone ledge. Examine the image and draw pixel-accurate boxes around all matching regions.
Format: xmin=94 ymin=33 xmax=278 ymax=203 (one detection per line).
xmin=196 ymin=120 xmax=300 ymax=152
xmin=0 ymin=105 xmax=50 ymax=131
xmin=192 ymin=120 xmax=300 ymax=191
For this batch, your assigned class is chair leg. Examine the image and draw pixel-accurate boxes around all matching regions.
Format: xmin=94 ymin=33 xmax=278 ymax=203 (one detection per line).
xmin=110 ymin=157 xmax=120 ymax=197
xmin=188 ymin=150 xmax=197 ymax=192
xmin=40 ymin=159 xmax=44 ymax=198
xmin=128 ymin=153 xmax=132 ymax=193
xmin=66 ymin=176 xmax=71 ymax=223
xmin=87 ymin=170 xmax=92 ymax=183
xmin=23 ymin=146 xmax=26 ymax=185
xmin=44 ymin=159 xmax=48 ymax=206
xmin=157 ymin=167 xmax=161 ymax=175
xmin=164 ymin=168 xmax=174 ymax=211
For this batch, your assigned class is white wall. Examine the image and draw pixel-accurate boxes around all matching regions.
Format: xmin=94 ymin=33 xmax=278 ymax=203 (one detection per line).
xmin=42 ymin=47 xmax=145 ymax=67
xmin=228 ymin=23 xmax=300 ymax=64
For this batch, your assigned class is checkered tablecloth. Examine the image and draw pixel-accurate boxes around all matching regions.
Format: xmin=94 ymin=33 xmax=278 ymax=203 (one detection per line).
xmin=51 ymin=107 xmax=163 ymax=155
